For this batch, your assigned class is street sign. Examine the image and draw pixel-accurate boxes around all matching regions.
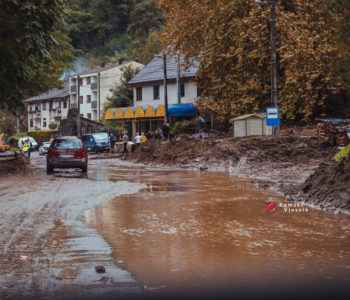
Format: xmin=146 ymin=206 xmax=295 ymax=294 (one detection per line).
xmin=266 ymin=107 xmax=280 ymax=126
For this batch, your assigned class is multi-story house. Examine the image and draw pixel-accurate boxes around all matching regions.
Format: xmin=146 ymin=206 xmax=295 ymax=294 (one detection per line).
xmin=24 ymin=82 xmax=70 ymax=131
xmin=25 ymin=60 xmax=143 ymax=131
xmin=104 ymin=53 xmax=200 ymax=136
xmin=69 ymin=61 xmax=143 ymax=122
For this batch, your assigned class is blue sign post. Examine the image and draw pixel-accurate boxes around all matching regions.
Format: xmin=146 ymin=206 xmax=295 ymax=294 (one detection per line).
xmin=266 ymin=107 xmax=280 ymax=135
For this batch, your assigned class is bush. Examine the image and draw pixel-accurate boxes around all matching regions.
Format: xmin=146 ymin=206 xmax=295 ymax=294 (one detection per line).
xmin=172 ymin=119 xmax=197 ymax=135
xmin=48 ymin=123 xmax=58 ymax=130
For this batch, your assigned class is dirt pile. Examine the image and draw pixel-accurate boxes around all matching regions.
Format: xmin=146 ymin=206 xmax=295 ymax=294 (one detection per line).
xmin=139 ymin=134 xmax=333 ymax=166
xmin=300 ymin=159 xmax=350 ymax=211
xmin=0 ymin=156 xmax=28 ymax=175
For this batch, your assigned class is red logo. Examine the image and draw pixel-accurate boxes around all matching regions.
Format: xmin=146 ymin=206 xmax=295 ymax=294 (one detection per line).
xmin=265 ymin=201 xmax=277 ymax=213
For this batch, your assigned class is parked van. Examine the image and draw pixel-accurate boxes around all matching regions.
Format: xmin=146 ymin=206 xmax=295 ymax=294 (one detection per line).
xmin=81 ymin=132 xmax=110 ymax=153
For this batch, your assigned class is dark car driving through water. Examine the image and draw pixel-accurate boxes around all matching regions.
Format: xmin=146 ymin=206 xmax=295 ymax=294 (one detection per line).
xmin=47 ymin=136 xmax=88 ymax=174
xmin=81 ymin=132 xmax=110 ymax=153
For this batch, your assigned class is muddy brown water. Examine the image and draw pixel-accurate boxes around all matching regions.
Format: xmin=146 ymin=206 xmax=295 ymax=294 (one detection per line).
xmin=84 ymin=167 xmax=350 ymax=292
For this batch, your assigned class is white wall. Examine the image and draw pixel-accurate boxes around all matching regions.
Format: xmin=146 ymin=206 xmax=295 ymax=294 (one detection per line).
xmin=27 ymin=97 xmax=69 ymax=131
xmin=69 ymin=61 xmax=143 ymax=121
xmin=133 ymin=81 xmax=198 ymax=107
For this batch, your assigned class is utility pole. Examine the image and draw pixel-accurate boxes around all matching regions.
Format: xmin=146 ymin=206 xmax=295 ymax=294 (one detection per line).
xmin=176 ymin=52 xmax=181 ymax=104
xmin=270 ymin=0 xmax=277 ymax=109
xmin=163 ymin=52 xmax=169 ymax=123
xmin=77 ymin=75 xmax=81 ymax=137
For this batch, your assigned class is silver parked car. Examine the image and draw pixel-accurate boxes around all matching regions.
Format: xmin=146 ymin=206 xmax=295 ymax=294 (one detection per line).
xmin=39 ymin=141 xmax=51 ymax=155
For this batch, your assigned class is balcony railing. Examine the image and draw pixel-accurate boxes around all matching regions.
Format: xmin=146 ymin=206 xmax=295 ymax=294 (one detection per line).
xmin=91 ymin=82 xmax=97 ymax=90
xmin=70 ymin=103 xmax=78 ymax=109
xmin=70 ymin=85 xmax=77 ymax=93
xmin=91 ymin=101 xmax=98 ymax=109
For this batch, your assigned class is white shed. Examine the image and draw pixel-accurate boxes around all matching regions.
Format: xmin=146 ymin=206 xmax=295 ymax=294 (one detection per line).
xmin=231 ymin=113 xmax=273 ymax=137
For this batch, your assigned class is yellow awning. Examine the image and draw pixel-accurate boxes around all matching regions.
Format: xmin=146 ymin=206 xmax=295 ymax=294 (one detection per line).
xmin=156 ymin=105 xmax=165 ymax=117
xmin=105 ymin=104 xmax=166 ymax=120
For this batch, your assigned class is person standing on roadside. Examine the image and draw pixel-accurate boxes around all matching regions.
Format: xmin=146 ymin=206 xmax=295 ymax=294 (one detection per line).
xmin=162 ymin=122 xmax=170 ymax=140
xmin=141 ymin=132 xmax=147 ymax=144
xmin=109 ymin=133 xmax=116 ymax=153
xmin=134 ymin=132 xmax=141 ymax=148
xmin=122 ymin=132 xmax=129 ymax=159
xmin=22 ymin=139 xmax=30 ymax=161
xmin=27 ymin=138 xmax=32 ymax=160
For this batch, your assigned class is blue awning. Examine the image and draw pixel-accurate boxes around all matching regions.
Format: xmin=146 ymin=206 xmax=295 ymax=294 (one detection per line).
xmin=168 ymin=104 xmax=196 ymax=117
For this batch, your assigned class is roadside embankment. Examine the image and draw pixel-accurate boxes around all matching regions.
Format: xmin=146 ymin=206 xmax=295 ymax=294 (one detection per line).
xmin=0 ymin=151 xmax=27 ymax=175
xmin=133 ymin=133 xmax=350 ymax=212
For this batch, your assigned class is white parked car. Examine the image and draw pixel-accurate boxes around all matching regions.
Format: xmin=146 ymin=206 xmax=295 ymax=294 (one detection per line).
xmin=18 ymin=136 xmax=38 ymax=150
xmin=39 ymin=142 xmax=51 ymax=155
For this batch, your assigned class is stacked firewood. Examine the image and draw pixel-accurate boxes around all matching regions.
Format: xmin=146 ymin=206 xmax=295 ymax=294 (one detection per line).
xmin=316 ymin=119 xmax=350 ymax=146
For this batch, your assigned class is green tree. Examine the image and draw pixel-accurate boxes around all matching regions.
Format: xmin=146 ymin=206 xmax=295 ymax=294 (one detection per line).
xmin=0 ymin=0 xmax=76 ymax=110
xmin=105 ymin=65 xmax=140 ymax=109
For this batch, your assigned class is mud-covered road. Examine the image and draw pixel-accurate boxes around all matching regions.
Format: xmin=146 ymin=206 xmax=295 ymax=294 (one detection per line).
xmin=0 ymin=153 xmax=145 ymax=299
xmin=0 ymin=152 xmax=349 ymax=300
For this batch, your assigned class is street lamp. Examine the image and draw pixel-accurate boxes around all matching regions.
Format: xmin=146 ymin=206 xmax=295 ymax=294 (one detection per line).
xmin=156 ymin=52 xmax=169 ymax=123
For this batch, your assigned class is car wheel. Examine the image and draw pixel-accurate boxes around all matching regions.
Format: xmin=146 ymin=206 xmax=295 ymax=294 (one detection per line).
xmin=47 ymin=164 xmax=54 ymax=174
xmin=82 ymin=166 xmax=88 ymax=173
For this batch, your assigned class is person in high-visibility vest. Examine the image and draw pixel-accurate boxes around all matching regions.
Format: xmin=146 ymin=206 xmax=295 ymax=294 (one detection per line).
xmin=22 ymin=140 xmax=30 ymax=157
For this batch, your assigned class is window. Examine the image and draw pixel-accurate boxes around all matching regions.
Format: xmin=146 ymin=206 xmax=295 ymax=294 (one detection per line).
xmin=181 ymin=83 xmax=185 ymax=97
xmin=136 ymin=87 xmax=142 ymax=101
xmin=79 ymin=78 xmax=83 ymax=86
xmin=49 ymin=102 xmax=53 ymax=111
xmin=43 ymin=118 xmax=47 ymax=128
xmin=30 ymin=119 xmax=33 ymax=127
xmin=87 ymin=113 xmax=91 ymax=120
xmin=63 ymin=101 xmax=67 ymax=109
xmin=79 ymin=96 xmax=83 ymax=104
xmin=42 ymin=102 xmax=46 ymax=111
xmin=86 ymin=77 xmax=91 ymax=85
xmin=80 ymin=114 xmax=84 ymax=118
xmin=153 ymin=86 xmax=160 ymax=100
xmin=87 ymin=95 xmax=91 ymax=103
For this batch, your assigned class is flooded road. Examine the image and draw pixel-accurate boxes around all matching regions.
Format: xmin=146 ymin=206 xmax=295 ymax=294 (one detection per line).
xmin=84 ymin=167 xmax=350 ymax=293
xmin=0 ymin=153 xmax=349 ymax=299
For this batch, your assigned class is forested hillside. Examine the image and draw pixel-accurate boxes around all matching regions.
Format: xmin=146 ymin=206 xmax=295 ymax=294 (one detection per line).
xmin=67 ymin=0 xmax=164 ymax=65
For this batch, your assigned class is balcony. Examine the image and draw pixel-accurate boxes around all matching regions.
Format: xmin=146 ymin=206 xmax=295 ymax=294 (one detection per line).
xmin=91 ymin=82 xmax=97 ymax=90
xmin=70 ymin=103 xmax=78 ymax=109
xmin=70 ymin=85 xmax=77 ymax=93
xmin=91 ymin=101 xmax=98 ymax=109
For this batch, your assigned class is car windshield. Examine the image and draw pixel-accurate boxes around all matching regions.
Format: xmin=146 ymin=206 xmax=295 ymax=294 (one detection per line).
xmin=92 ymin=133 xmax=108 ymax=141
xmin=52 ymin=139 xmax=82 ymax=150
xmin=43 ymin=142 xmax=51 ymax=146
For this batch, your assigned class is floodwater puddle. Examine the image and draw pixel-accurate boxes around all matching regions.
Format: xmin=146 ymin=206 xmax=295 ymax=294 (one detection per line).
xmin=83 ymin=167 xmax=350 ymax=292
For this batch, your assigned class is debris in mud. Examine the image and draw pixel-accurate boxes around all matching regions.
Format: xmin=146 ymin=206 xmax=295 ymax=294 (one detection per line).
xmin=137 ymin=134 xmax=334 ymax=167
xmin=95 ymin=265 xmax=106 ymax=273
xmin=19 ymin=255 xmax=28 ymax=261
xmin=298 ymin=159 xmax=350 ymax=211
xmin=144 ymin=285 xmax=166 ymax=292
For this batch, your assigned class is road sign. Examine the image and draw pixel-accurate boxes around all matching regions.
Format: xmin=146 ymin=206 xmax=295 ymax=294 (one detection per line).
xmin=266 ymin=107 xmax=280 ymax=126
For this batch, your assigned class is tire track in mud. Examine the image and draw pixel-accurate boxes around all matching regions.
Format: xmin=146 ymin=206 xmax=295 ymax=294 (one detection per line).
xmin=0 ymin=155 xmax=145 ymax=299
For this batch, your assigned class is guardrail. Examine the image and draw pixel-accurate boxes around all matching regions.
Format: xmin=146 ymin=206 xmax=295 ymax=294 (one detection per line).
xmin=0 ymin=150 xmax=21 ymax=161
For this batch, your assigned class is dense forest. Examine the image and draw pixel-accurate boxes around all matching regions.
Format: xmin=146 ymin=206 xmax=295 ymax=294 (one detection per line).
xmin=0 ymin=0 xmax=349 ymax=123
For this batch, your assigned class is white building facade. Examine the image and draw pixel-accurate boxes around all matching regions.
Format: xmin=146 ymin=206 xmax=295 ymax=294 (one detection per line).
xmin=25 ymin=83 xmax=70 ymax=131
xmin=25 ymin=61 xmax=143 ymax=131
xmin=69 ymin=61 xmax=143 ymax=121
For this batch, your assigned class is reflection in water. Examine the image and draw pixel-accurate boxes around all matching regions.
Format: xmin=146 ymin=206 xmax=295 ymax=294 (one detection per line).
xmin=84 ymin=168 xmax=350 ymax=291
